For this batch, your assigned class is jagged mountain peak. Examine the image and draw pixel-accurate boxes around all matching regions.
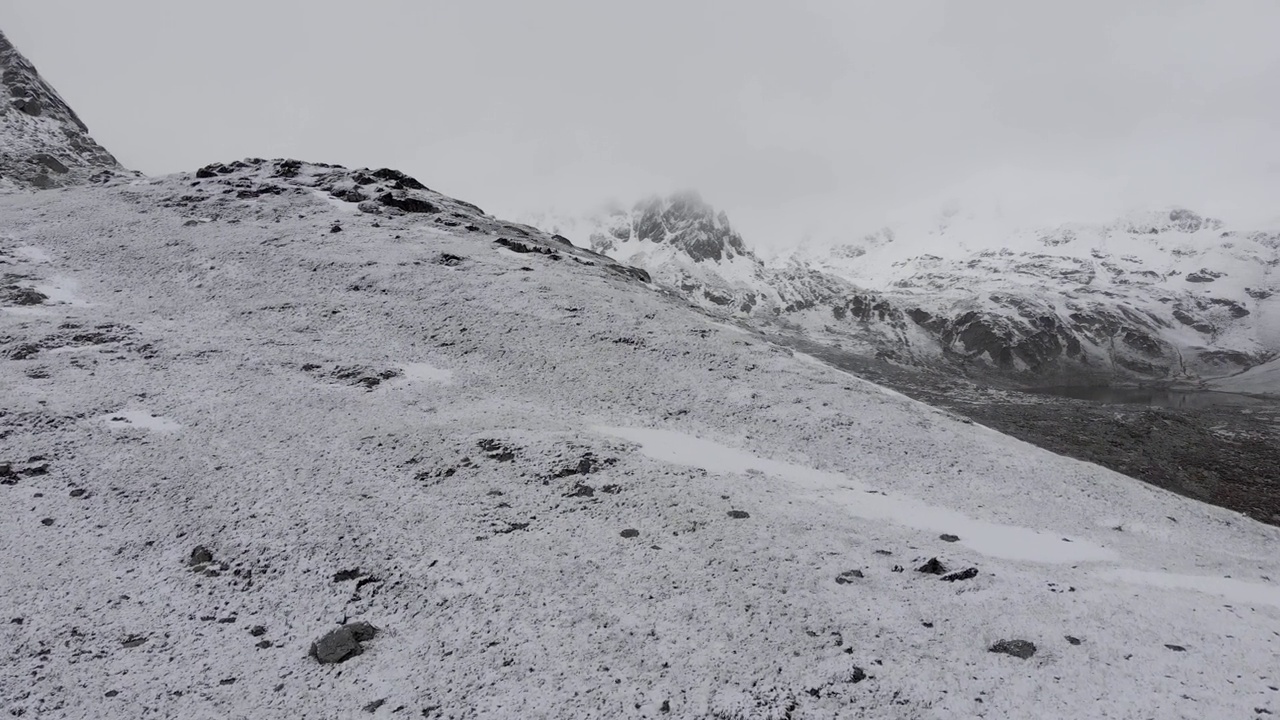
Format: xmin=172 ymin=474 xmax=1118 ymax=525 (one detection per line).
xmin=0 ymin=29 xmax=125 ymax=190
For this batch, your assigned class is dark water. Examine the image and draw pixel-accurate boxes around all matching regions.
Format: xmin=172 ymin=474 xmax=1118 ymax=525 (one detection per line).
xmin=1028 ymin=386 xmax=1268 ymax=409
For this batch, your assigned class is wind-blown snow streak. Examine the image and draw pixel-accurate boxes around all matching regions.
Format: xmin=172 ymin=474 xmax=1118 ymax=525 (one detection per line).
xmin=595 ymin=426 xmax=1115 ymax=563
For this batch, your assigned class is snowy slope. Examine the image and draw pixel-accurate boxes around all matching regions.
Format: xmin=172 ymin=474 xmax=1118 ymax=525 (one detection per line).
xmin=3 ymin=161 xmax=1279 ymax=719
xmin=0 ymin=31 xmax=126 ymax=190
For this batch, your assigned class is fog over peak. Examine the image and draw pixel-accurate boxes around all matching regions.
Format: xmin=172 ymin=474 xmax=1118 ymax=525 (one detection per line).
xmin=8 ymin=0 xmax=1278 ymax=248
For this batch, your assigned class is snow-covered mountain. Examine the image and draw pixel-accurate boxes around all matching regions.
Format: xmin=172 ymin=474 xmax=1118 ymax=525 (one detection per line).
xmin=538 ymin=196 xmax=1280 ymax=387
xmin=0 ymin=30 xmax=126 ymax=190
xmin=3 ymin=29 xmax=1280 ymax=720
xmin=6 ymin=156 xmax=1280 ymax=720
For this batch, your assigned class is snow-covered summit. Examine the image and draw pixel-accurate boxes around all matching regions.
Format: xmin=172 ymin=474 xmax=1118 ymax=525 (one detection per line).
xmin=0 ymin=30 xmax=125 ymax=190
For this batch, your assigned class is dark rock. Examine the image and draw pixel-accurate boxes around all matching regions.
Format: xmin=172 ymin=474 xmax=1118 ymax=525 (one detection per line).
xmin=371 ymin=168 xmax=427 ymax=190
xmin=189 ymin=546 xmax=214 ymax=566
xmin=939 ymin=534 xmax=960 ymax=542
xmin=104 ymin=690 xmax=119 ymax=698
xmin=69 ymin=488 xmax=86 ymax=497
xmin=1165 ymin=644 xmax=1187 ymax=652
xmin=620 ymin=528 xmax=640 ymax=538
xmin=219 ymin=678 xmax=236 ymax=686
xmin=250 ymin=625 xmax=267 ymax=637
xmin=941 ymin=568 xmax=978 ymax=582
xmin=256 ymin=640 xmax=272 ymax=649
xmin=377 ymin=192 xmax=438 ymax=214
xmin=660 ymin=699 xmax=670 ymax=713
xmin=333 ymin=568 xmax=363 ymax=582
xmin=40 ymin=518 xmax=53 ymax=526
xmin=330 ymin=224 xmax=343 ymax=234
xmin=873 ymin=549 xmax=893 ymax=555
xmin=989 ymin=639 xmax=1037 ymax=659
xmin=437 ymin=253 xmax=464 ymax=267
xmin=121 ymin=635 xmax=147 ymax=648
xmin=835 ymin=570 xmax=864 ymax=584
xmin=727 ymin=510 xmax=750 ymax=519
xmin=916 ymin=558 xmax=946 ymax=575
xmin=848 ymin=666 xmax=867 ymax=683
xmin=1065 ymin=635 xmax=1082 ymax=645
xmin=310 ymin=622 xmax=378 ymax=664
xmin=364 ymin=698 xmax=387 ymax=713
xmin=2 ymin=285 xmax=48 ymax=306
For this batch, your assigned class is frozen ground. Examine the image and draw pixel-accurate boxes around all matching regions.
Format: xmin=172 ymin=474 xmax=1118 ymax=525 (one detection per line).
xmin=2 ymin=163 xmax=1279 ymax=718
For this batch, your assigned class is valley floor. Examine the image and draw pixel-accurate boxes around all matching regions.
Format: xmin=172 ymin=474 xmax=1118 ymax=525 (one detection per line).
xmin=783 ymin=336 xmax=1280 ymax=527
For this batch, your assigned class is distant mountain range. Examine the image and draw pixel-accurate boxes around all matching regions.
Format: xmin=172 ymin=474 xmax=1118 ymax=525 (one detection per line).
xmin=527 ymin=194 xmax=1280 ymax=387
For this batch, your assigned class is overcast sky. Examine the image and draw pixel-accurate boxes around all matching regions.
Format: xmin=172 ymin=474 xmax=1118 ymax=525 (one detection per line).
xmin=7 ymin=1 xmax=1279 ymax=246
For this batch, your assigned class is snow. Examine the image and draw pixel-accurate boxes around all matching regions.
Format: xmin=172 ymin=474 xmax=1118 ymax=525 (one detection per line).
xmin=100 ymin=410 xmax=183 ymax=433
xmin=1 ymin=163 xmax=1278 ymax=719
xmin=596 ymin=426 xmax=1115 ymax=564
xmin=399 ymin=361 xmax=454 ymax=385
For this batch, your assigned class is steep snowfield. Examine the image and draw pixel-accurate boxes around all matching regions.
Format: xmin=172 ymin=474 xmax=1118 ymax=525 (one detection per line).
xmin=3 ymin=164 xmax=1280 ymax=718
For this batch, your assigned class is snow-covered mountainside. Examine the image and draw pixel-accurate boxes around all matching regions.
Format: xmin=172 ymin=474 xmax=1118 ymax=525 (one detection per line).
xmin=542 ymin=197 xmax=1280 ymax=388
xmin=0 ymin=31 xmax=125 ymax=190
xmin=4 ymin=160 xmax=1280 ymax=719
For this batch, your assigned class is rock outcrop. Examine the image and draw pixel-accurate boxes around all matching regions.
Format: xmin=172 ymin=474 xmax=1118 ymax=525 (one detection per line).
xmin=0 ymin=30 xmax=125 ymax=189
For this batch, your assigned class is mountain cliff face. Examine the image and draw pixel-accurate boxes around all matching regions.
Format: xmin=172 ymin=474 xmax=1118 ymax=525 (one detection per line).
xmin=0 ymin=30 xmax=124 ymax=189
xmin=541 ymin=197 xmax=1280 ymax=386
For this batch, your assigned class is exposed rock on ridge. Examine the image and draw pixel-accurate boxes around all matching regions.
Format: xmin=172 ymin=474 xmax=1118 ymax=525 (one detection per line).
xmin=0 ymin=30 xmax=124 ymax=189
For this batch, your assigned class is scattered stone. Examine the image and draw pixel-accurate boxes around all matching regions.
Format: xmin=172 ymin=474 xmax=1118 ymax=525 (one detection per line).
xmin=40 ymin=518 xmax=54 ymax=526
xmin=104 ymin=690 xmax=119 ymax=698
xmin=250 ymin=625 xmax=267 ymax=637
xmin=939 ymin=534 xmax=960 ymax=542
xmin=256 ymin=640 xmax=272 ymax=649
xmin=69 ymin=488 xmax=86 ymax=497
xmin=891 ymin=565 xmax=904 ymax=573
xmin=1165 ymin=644 xmax=1187 ymax=652
xmin=835 ymin=570 xmax=865 ymax=584
xmin=10 ymin=618 xmax=22 ymax=624
xmin=942 ymin=568 xmax=979 ymax=582
xmin=330 ymin=224 xmax=343 ymax=234
xmin=333 ymin=568 xmax=363 ymax=582
xmin=189 ymin=546 xmax=214 ymax=566
xmin=219 ymin=678 xmax=236 ymax=686
xmin=916 ymin=558 xmax=946 ymax=575
xmin=363 ymin=699 xmax=387 ymax=713
xmin=989 ymin=639 xmax=1037 ymax=659
xmin=1065 ymin=635 xmax=1083 ymax=645
xmin=727 ymin=510 xmax=750 ymax=520
xmin=121 ymin=635 xmax=147 ymax=648
xmin=848 ymin=666 xmax=867 ymax=683
xmin=565 ymin=483 xmax=595 ymax=498
xmin=874 ymin=549 xmax=893 ymax=555
xmin=620 ymin=529 xmax=640 ymax=538
xmin=660 ymin=699 xmax=670 ymax=713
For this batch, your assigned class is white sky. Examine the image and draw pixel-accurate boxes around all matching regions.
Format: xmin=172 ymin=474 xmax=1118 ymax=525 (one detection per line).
xmin=7 ymin=1 xmax=1280 ymax=247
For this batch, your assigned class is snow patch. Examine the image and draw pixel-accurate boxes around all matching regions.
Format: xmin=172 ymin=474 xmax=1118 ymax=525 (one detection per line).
xmin=1105 ymin=568 xmax=1280 ymax=607
xmin=100 ymin=410 xmax=182 ymax=433
xmin=12 ymin=245 xmax=51 ymax=263
xmin=311 ymin=189 xmax=359 ymax=214
xmin=399 ymin=361 xmax=454 ymax=385
xmin=595 ymin=425 xmax=1117 ymax=564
